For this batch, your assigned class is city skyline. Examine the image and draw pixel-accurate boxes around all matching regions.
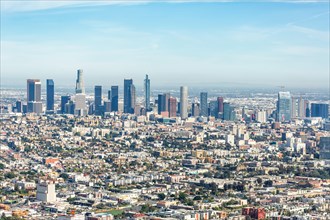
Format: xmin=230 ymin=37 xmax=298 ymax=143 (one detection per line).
xmin=1 ymin=1 xmax=329 ymax=89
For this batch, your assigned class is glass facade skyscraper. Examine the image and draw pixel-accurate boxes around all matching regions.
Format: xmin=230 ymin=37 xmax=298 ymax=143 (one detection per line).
xmin=27 ymin=79 xmax=42 ymax=113
xmin=124 ymin=79 xmax=136 ymax=114
xmin=144 ymin=74 xmax=150 ymax=111
xmin=311 ymin=103 xmax=329 ymax=119
xmin=46 ymin=79 xmax=54 ymax=113
xmin=111 ymin=86 xmax=119 ymax=112
xmin=94 ymin=85 xmax=102 ymax=115
xmin=200 ymin=92 xmax=208 ymax=117
xmin=277 ymin=92 xmax=292 ymax=122
xmin=61 ymin=96 xmax=70 ymax=114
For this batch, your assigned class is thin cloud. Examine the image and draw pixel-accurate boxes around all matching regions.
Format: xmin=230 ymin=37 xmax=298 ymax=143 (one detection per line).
xmin=0 ymin=0 xmax=152 ymax=12
xmin=2 ymin=0 xmax=327 ymax=13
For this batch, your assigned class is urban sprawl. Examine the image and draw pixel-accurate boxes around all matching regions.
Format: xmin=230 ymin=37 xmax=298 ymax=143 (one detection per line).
xmin=0 ymin=70 xmax=330 ymax=220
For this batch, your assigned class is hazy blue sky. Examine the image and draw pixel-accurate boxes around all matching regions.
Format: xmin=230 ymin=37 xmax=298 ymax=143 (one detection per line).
xmin=1 ymin=0 xmax=329 ymax=89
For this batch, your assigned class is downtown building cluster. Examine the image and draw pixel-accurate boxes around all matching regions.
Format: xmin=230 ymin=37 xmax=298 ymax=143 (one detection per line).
xmin=4 ymin=70 xmax=329 ymax=124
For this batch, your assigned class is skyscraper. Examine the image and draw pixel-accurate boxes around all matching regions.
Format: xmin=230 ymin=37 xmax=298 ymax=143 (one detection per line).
xmin=277 ymin=92 xmax=292 ymax=122
xmin=200 ymin=92 xmax=208 ymax=117
xmin=297 ymin=96 xmax=306 ymax=118
xmin=223 ymin=102 xmax=236 ymax=121
xmin=103 ymin=100 xmax=111 ymax=113
xmin=180 ymin=86 xmax=188 ymax=119
xmin=217 ymin=97 xmax=224 ymax=119
xmin=74 ymin=69 xmax=87 ymax=116
xmin=111 ymin=86 xmax=119 ymax=112
xmin=158 ymin=94 xmax=164 ymax=115
xmin=163 ymin=93 xmax=170 ymax=112
xmin=311 ymin=103 xmax=329 ymax=119
xmin=27 ymin=79 xmax=42 ymax=113
xmin=191 ymin=103 xmax=200 ymax=117
xmin=291 ymin=97 xmax=298 ymax=118
xmin=144 ymin=74 xmax=150 ymax=111
xmin=16 ymin=101 xmax=22 ymax=113
xmin=46 ymin=79 xmax=54 ymax=113
xmin=75 ymin=69 xmax=85 ymax=94
xmin=130 ymin=83 xmax=136 ymax=114
xmin=168 ymin=97 xmax=177 ymax=118
xmin=94 ymin=85 xmax=102 ymax=115
xmin=61 ymin=96 xmax=71 ymax=114
xmin=209 ymin=101 xmax=218 ymax=117
xmin=217 ymin=97 xmax=224 ymax=113
xmin=108 ymin=90 xmax=111 ymax=101
xmin=157 ymin=93 xmax=170 ymax=114
xmin=124 ymin=79 xmax=136 ymax=114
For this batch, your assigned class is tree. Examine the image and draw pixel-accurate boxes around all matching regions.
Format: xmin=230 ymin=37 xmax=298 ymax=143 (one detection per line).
xmin=158 ymin=193 xmax=166 ymax=200
xmin=193 ymin=196 xmax=202 ymax=201
xmin=264 ymin=180 xmax=273 ymax=187
xmin=59 ymin=173 xmax=69 ymax=180
xmin=4 ymin=172 xmax=16 ymax=179
xmin=178 ymin=192 xmax=187 ymax=202
xmin=186 ymin=199 xmax=194 ymax=206
xmin=256 ymin=178 xmax=262 ymax=185
xmin=0 ymin=163 xmax=4 ymax=169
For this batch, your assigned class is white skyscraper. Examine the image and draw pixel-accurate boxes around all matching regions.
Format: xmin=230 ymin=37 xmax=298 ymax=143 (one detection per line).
xmin=180 ymin=86 xmax=188 ymax=119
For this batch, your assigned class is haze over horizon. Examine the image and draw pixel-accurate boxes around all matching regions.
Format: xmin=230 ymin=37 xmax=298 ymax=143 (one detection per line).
xmin=1 ymin=0 xmax=329 ymax=89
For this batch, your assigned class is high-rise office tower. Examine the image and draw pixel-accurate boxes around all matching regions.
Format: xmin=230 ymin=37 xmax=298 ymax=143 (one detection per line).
xmin=94 ymin=85 xmax=102 ymax=115
xmin=111 ymin=86 xmax=119 ymax=112
xmin=180 ymin=86 xmax=188 ymax=119
xmin=16 ymin=101 xmax=22 ymax=113
xmin=223 ymin=102 xmax=232 ymax=121
xmin=27 ymin=79 xmax=42 ymax=114
xmin=200 ymin=92 xmax=208 ymax=117
xmin=191 ymin=103 xmax=200 ymax=117
xmin=311 ymin=103 xmax=329 ymax=119
xmin=108 ymin=90 xmax=111 ymax=101
xmin=304 ymin=100 xmax=310 ymax=117
xmin=158 ymin=94 xmax=164 ymax=114
xmin=61 ymin=96 xmax=71 ymax=114
xmin=124 ymin=79 xmax=136 ymax=114
xmin=65 ymin=101 xmax=75 ymax=114
xmin=46 ymin=79 xmax=54 ymax=113
xmin=168 ymin=97 xmax=177 ymax=118
xmin=103 ymin=100 xmax=111 ymax=113
xmin=164 ymin=93 xmax=170 ymax=112
xmin=75 ymin=69 xmax=85 ymax=94
xmin=291 ymin=98 xmax=298 ymax=118
xmin=277 ymin=92 xmax=292 ymax=122
xmin=297 ymin=96 xmax=306 ymax=118
xmin=130 ymin=83 xmax=136 ymax=114
xmin=157 ymin=93 xmax=170 ymax=114
xmin=209 ymin=101 xmax=218 ymax=117
xmin=74 ymin=70 xmax=87 ymax=116
xmin=217 ymin=97 xmax=224 ymax=113
xmin=144 ymin=74 xmax=150 ymax=111
xmin=75 ymin=94 xmax=87 ymax=116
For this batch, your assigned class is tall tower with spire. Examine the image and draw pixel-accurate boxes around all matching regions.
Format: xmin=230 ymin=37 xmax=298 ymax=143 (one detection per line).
xmin=75 ymin=69 xmax=85 ymax=94
xmin=74 ymin=69 xmax=87 ymax=116
xmin=144 ymin=74 xmax=150 ymax=111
